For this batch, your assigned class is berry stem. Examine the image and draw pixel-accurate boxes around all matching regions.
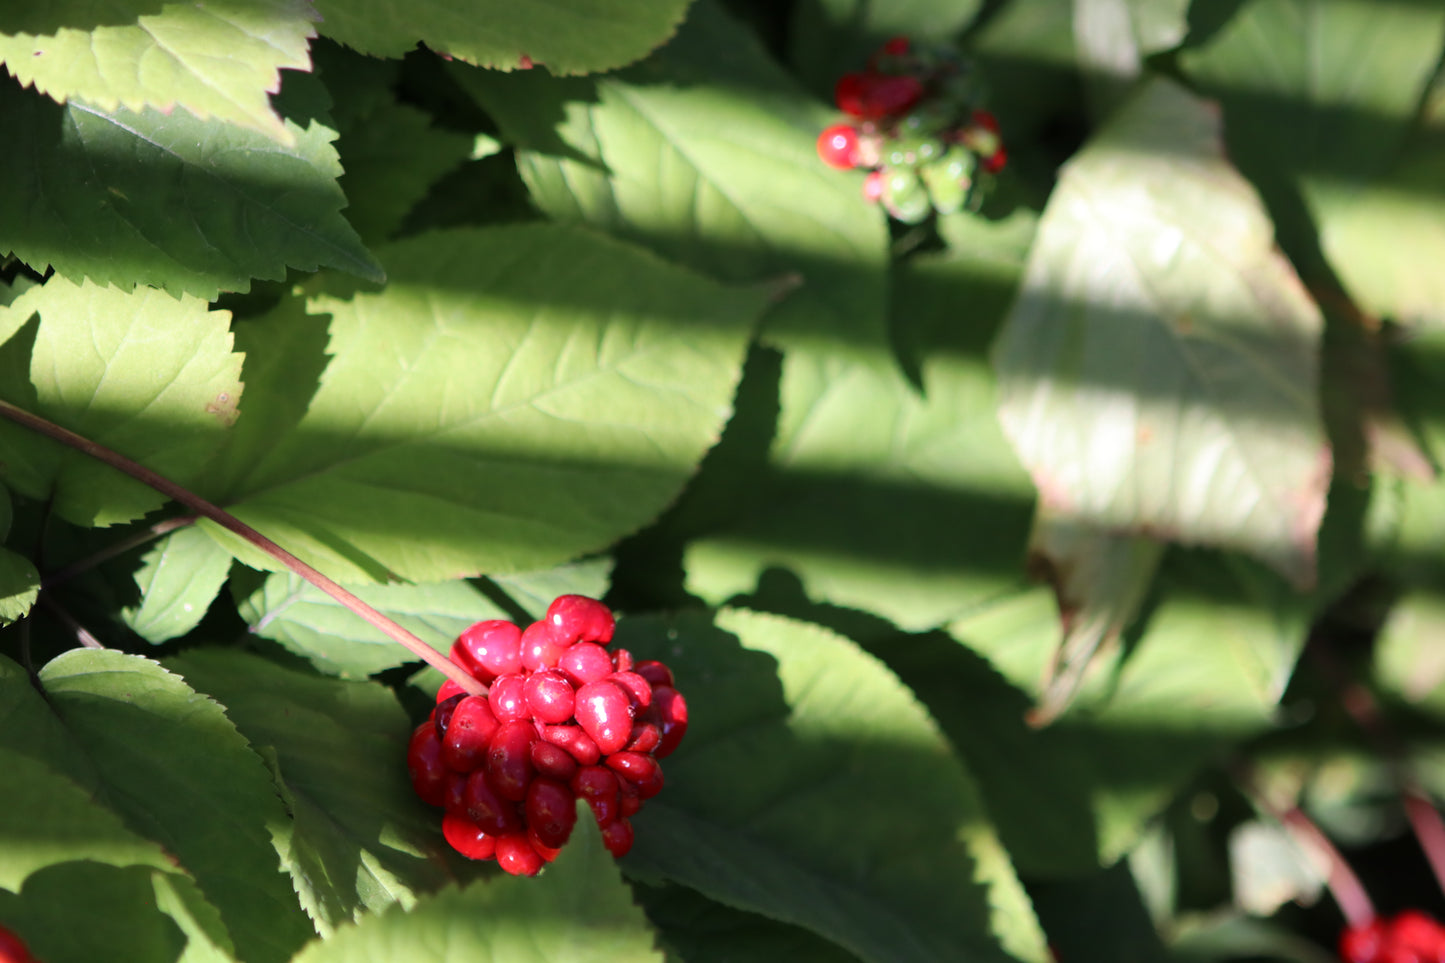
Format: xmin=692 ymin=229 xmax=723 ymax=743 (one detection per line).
xmin=1237 ymin=764 xmax=1375 ymax=926
xmin=0 ymin=399 xmax=484 ymax=696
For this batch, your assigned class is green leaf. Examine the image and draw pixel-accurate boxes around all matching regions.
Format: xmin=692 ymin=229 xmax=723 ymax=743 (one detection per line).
xmin=992 ymin=78 xmax=1330 ymax=588
xmin=685 ymin=210 xmax=1038 ymax=631
xmin=122 ymin=525 xmax=233 ymax=643
xmin=0 ymin=0 xmax=165 ymax=35
xmin=163 ymin=650 xmax=453 ymax=936
xmin=0 ymin=864 xmax=191 ymax=963
xmin=0 ymin=0 xmax=317 ymax=144
xmin=637 ymin=883 xmax=864 ymax=963
xmin=0 ymin=546 xmax=39 ymax=625
xmin=1374 ymin=588 xmax=1445 ymax=711
xmin=1070 ymin=0 xmax=1188 ymax=117
xmin=453 ymin=0 xmax=890 ymax=351
xmin=0 ymin=277 xmax=244 ymax=527
xmin=0 ymin=77 xmax=383 ymax=299
xmin=153 ymin=872 xmax=241 ymax=963
xmin=310 ymin=0 xmax=692 ymax=74
xmin=289 ymin=808 xmax=663 ymax=963
xmin=490 ymin=556 xmax=613 ymax=619
xmin=0 ymin=746 xmax=174 ymax=891
xmin=36 ymin=649 xmax=315 ymax=963
xmin=235 ymin=572 xmax=499 ymax=677
xmin=617 ymin=608 xmax=1049 ymax=963
xmin=208 ymin=224 xmax=768 ymax=583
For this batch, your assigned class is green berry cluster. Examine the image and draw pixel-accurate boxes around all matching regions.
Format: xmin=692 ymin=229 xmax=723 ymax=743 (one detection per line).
xmin=815 ymin=37 xmax=1005 ymax=224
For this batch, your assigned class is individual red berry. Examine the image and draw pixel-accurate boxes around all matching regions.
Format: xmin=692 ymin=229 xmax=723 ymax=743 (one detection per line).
xmin=462 ymin=770 xmax=522 ymax=835
xmin=524 ymin=669 xmax=576 ymax=724
xmin=545 ymin=595 xmax=616 ymax=645
xmin=600 ymin=817 xmax=635 ymax=858
xmin=488 ymin=673 xmax=529 ymax=724
xmin=441 ymin=772 xmax=467 ymax=814
xmin=407 ymin=722 xmax=450 ymax=807
xmin=0 ymin=926 xmax=37 ymax=963
xmin=612 ymin=648 xmax=634 ymax=672
xmin=528 ymin=831 xmax=563 ymax=863
xmin=1389 ymin=910 xmax=1445 ymax=954
xmin=435 ymin=677 xmax=466 ymax=704
xmin=816 ymin=124 xmax=860 ymax=170
xmin=486 ymin=721 xmax=537 ymax=802
xmin=1339 ymin=918 xmax=1386 ymax=963
xmin=863 ymin=169 xmax=887 ymax=203
xmin=651 ymin=685 xmax=688 ymax=758
xmin=559 ymin=641 xmax=613 ymax=686
xmin=606 ymin=751 xmax=664 ymax=799
xmin=455 ymin=619 xmax=523 ymax=680
xmin=540 ymin=723 xmax=603 ymax=767
xmin=834 ymin=72 xmax=871 ymax=116
xmin=441 ymin=695 xmax=500 ymax=772
xmin=572 ymin=765 xmax=621 ymax=826
xmin=495 ymin=832 xmax=544 ymax=876
xmin=520 ymin=620 xmax=569 ymax=672
xmin=525 ymin=777 xmax=578 ymax=849
xmin=837 ymin=72 xmax=924 ymax=119
xmin=433 ymin=693 xmax=466 ymax=739
xmin=634 ymin=660 xmax=674 ymax=689
xmin=575 ymin=679 xmax=635 ymax=756
xmin=618 ymin=779 xmax=642 ymax=818
xmin=625 ymin=721 xmax=662 ymax=754
xmin=530 ymin=740 xmax=579 ymax=782
xmin=441 ymin=812 xmax=497 ymax=860
xmin=609 ymin=670 xmax=653 ymax=710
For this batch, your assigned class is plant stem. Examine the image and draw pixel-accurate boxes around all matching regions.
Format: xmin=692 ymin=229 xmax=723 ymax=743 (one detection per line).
xmin=0 ymin=399 xmax=485 ymax=696
xmin=39 ymin=594 xmax=105 ymax=649
xmin=43 ymin=515 xmax=196 ymax=589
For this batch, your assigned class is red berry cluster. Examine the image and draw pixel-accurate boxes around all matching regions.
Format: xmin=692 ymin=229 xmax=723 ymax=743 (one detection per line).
xmin=815 ymin=36 xmax=1004 ymax=224
xmin=0 ymin=927 xmax=37 ymax=963
xmin=406 ymin=595 xmax=687 ymax=876
xmin=1341 ymin=911 xmax=1445 ymax=963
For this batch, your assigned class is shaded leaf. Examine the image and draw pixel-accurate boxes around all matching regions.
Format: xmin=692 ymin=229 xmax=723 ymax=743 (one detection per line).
xmin=788 ymin=0 xmax=984 ymax=95
xmin=289 ymin=808 xmax=663 ymax=963
xmin=0 ymin=546 xmax=39 ymax=625
xmin=310 ymin=0 xmax=692 ymax=74
xmin=0 ymin=0 xmax=166 ymax=35
xmin=0 ymin=0 xmax=317 ymax=143
xmin=123 ymin=525 xmax=233 ymax=643
xmin=163 ymin=650 xmax=453 ymax=936
xmin=617 ymin=608 xmax=1049 ymax=963
xmin=0 ymin=77 xmax=383 ymax=299
xmin=992 ymin=78 xmax=1329 ymax=587
xmin=0 ymin=277 xmax=243 ymax=527
xmin=0 ymin=864 xmax=190 ymax=963
xmin=637 ymin=882 xmax=864 ymax=963
xmin=207 ymin=224 xmax=767 ymax=583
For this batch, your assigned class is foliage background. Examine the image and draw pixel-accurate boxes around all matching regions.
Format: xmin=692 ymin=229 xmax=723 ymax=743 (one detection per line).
xmin=2 ymin=0 xmax=1445 ymax=961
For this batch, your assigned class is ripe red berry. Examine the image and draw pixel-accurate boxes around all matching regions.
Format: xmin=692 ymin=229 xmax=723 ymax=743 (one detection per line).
xmin=435 ymin=677 xmax=466 ymax=704
xmin=495 ymin=831 xmax=544 ymax=876
xmin=442 ymin=812 xmax=497 ymax=861
xmin=540 ymin=723 xmax=603 ymax=767
xmin=462 ymin=770 xmax=522 ymax=835
xmin=599 ymin=817 xmax=635 ymax=858
xmin=607 ymin=751 xmax=664 ymax=799
xmin=816 ymin=124 xmax=860 ymax=170
xmin=528 ymin=831 xmax=564 ymax=863
xmin=525 ymin=777 xmax=578 ymax=849
xmin=407 ymin=722 xmax=450 ymax=807
xmin=529 ymin=740 xmax=579 ymax=782
xmin=486 ymin=721 xmax=537 ymax=802
xmin=524 ymin=669 xmax=576 ymax=724
xmin=545 ymin=595 xmax=616 ymax=645
xmin=0 ymin=926 xmax=37 ymax=963
xmin=634 ymin=660 xmax=674 ymax=689
xmin=1339 ymin=918 xmax=1386 ymax=963
xmin=609 ymin=670 xmax=653 ymax=709
xmin=559 ymin=642 xmax=613 ymax=686
xmin=625 ymin=721 xmax=662 ymax=754
xmin=455 ymin=619 xmax=523 ymax=680
xmin=651 ymin=685 xmax=688 ymax=758
xmin=611 ymin=647 xmax=634 ymax=673
xmin=833 ymin=72 xmax=871 ymax=116
xmin=1389 ymin=910 xmax=1445 ymax=954
xmin=835 ymin=72 xmax=924 ymax=119
xmin=433 ymin=692 xmax=465 ymax=739
xmin=520 ymin=620 xmax=569 ymax=672
xmin=575 ymin=679 xmax=635 ymax=755
xmin=441 ymin=695 xmax=500 ymax=772
xmin=488 ymin=673 xmax=529 ymax=724
xmin=572 ymin=765 xmax=621 ymax=826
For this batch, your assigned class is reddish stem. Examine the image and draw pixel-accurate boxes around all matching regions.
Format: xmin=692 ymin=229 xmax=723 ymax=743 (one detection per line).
xmin=0 ymin=398 xmax=484 ymax=696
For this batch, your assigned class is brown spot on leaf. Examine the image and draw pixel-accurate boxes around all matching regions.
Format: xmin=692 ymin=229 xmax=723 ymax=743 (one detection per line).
xmin=205 ymin=389 xmax=239 ymax=427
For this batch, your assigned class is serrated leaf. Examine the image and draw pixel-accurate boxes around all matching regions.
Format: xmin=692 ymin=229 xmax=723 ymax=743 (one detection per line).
xmin=0 ymin=77 xmax=383 ymax=299
xmin=310 ymin=0 xmax=690 ymax=74
xmin=163 ymin=650 xmax=452 ymax=936
xmin=452 ymin=0 xmax=889 ymax=351
xmin=235 ymin=572 xmax=500 ymax=677
xmin=35 ymin=649 xmax=315 ymax=963
xmin=617 ymin=609 xmax=1048 ymax=963
xmin=122 ymin=525 xmax=233 ymax=643
xmin=0 ymin=546 xmax=39 ymax=625
xmin=992 ymin=78 xmax=1330 ymax=588
xmin=206 ymin=224 xmax=767 ymax=583
xmin=289 ymin=809 xmax=663 ymax=963
xmin=0 ymin=277 xmax=243 ymax=527
xmin=0 ymin=0 xmax=318 ymax=144
xmin=0 ymin=746 xmax=175 ymax=891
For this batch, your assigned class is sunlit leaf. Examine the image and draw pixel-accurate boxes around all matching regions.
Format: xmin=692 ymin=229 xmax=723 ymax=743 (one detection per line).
xmin=122 ymin=525 xmax=233 ymax=643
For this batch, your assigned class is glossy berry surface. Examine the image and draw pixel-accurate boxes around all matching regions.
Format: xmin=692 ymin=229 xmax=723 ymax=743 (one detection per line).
xmin=407 ymin=595 xmax=685 ymax=874
xmin=816 ymin=124 xmax=860 ymax=170
xmin=1339 ymin=911 xmax=1445 ymax=963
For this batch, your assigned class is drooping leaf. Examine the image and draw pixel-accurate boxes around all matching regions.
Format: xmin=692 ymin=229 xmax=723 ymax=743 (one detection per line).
xmin=163 ymin=650 xmax=453 ymax=936
xmin=452 ymin=0 xmax=890 ymax=351
xmin=0 ymin=277 xmax=244 ymax=527
xmin=288 ymin=809 xmax=663 ymax=963
xmin=0 ymin=746 xmax=174 ymax=892
xmin=122 ymin=525 xmax=233 ymax=643
xmin=309 ymin=0 xmax=692 ymax=74
xmin=0 ymin=77 xmax=383 ymax=299
xmin=992 ymin=77 xmax=1330 ymax=588
xmin=206 ymin=224 xmax=768 ymax=583
xmin=0 ymin=0 xmax=318 ymax=143
xmin=35 ymin=649 xmax=315 ymax=963
xmin=0 ymin=546 xmax=39 ymax=625
xmin=617 ymin=608 xmax=1049 ymax=963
